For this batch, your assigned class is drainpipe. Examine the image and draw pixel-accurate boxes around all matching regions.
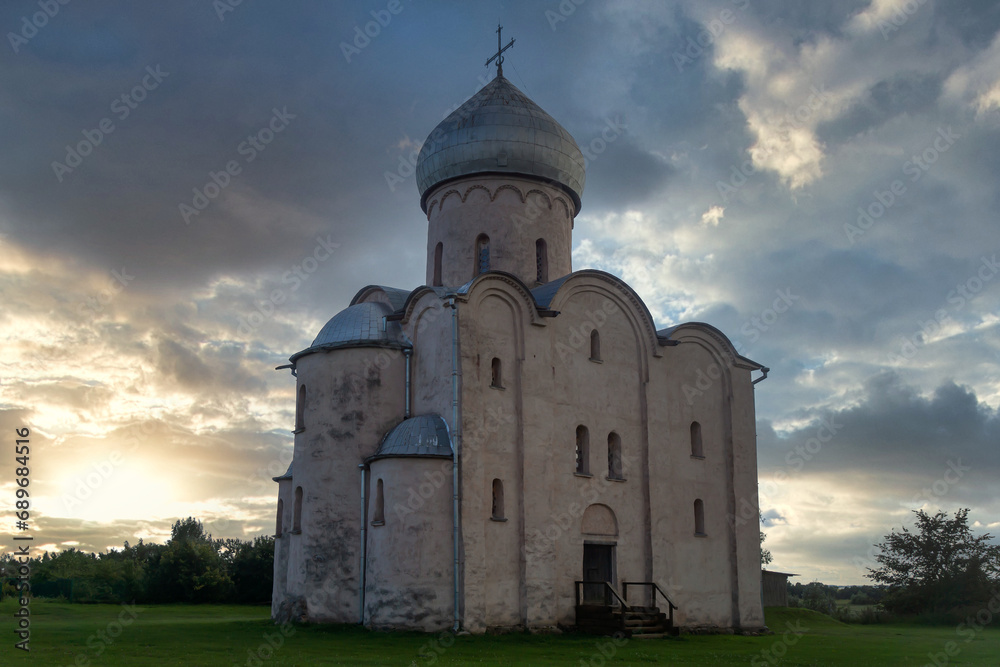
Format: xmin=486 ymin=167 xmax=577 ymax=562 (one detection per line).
xmin=752 ymin=367 xmax=770 ymax=385
xmin=403 ymin=348 xmax=412 ymax=419
xmin=358 ymin=463 xmax=367 ymax=625
xmin=447 ymin=296 xmax=462 ymax=632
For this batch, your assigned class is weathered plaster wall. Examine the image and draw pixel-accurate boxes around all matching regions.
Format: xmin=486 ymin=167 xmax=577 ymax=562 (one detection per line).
xmin=458 ymin=290 xmax=524 ymax=631
xmin=521 ymin=281 xmax=652 ymax=628
xmin=271 ymin=478 xmax=293 ymax=620
xmin=280 ymin=346 xmax=405 ymax=623
xmin=364 ymin=457 xmax=454 ymax=631
xmin=649 ymin=340 xmax=737 ymax=628
xmin=424 ymin=176 xmax=574 ymax=288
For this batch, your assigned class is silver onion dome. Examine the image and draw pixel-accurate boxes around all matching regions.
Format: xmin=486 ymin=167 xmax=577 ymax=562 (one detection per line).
xmin=415 ymin=75 xmax=586 ymax=214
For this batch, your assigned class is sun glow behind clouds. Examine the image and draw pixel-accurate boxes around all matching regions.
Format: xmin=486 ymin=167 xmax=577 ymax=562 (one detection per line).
xmin=56 ymin=461 xmax=175 ymax=521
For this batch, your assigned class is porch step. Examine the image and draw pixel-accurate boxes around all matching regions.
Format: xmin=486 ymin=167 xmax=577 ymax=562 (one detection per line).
xmin=575 ymin=605 xmax=678 ymax=638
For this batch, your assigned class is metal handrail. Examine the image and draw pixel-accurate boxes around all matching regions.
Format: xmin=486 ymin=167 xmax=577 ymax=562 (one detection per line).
xmin=621 ymin=581 xmax=678 ymax=628
xmin=574 ymin=580 xmax=630 ymax=609
xmin=575 ymin=580 xmax=629 ymax=633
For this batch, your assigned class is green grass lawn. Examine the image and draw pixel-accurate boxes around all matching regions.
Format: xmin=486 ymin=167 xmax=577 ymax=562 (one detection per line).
xmin=1 ymin=600 xmax=997 ymax=666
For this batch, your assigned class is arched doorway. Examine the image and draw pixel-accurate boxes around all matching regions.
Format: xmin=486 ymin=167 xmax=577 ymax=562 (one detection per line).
xmin=581 ymin=504 xmax=618 ymax=604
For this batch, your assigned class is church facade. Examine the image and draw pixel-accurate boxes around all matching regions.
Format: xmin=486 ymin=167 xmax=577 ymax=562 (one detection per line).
xmin=272 ymin=68 xmax=768 ymax=634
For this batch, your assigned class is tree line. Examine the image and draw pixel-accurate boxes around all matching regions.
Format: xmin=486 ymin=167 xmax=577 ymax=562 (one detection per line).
xmin=782 ymin=509 xmax=999 ymax=625
xmin=0 ymin=518 xmax=273 ymax=605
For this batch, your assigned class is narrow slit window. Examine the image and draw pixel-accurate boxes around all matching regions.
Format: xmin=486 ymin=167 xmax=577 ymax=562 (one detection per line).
xmin=490 ymin=357 xmax=502 ymax=388
xmin=575 ymin=425 xmax=590 ymax=474
xmin=293 ymin=486 xmax=303 ymax=532
xmin=691 ymin=421 xmax=703 ymax=458
xmin=535 ymin=238 xmax=548 ymax=283
xmin=491 ymin=479 xmax=505 ymax=520
xmin=694 ymin=499 xmax=706 ymax=536
xmin=433 ymin=242 xmax=443 ymax=286
xmin=295 ymin=385 xmax=307 ymax=430
xmin=590 ymin=330 xmax=601 ymax=361
xmin=275 ymin=499 xmax=284 ymax=537
xmin=476 ymin=234 xmax=490 ymax=275
xmin=374 ymin=479 xmax=385 ymax=524
xmin=608 ymin=432 xmax=623 ymax=480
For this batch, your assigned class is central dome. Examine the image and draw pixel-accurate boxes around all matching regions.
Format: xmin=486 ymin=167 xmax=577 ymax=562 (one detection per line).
xmin=415 ymin=75 xmax=586 ymax=214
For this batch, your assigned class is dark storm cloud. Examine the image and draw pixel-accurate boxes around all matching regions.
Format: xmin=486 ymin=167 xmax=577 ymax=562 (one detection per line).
xmin=816 ymin=72 xmax=944 ymax=144
xmin=1 ymin=0 xmax=999 ymax=583
xmin=931 ymin=0 xmax=1000 ymax=50
xmin=583 ymin=138 xmax=675 ymax=211
xmin=758 ymin=372 xmax=1000 ymax=487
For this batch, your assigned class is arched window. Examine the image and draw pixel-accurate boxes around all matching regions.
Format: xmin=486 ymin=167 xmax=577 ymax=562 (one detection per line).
xmin=275 ymin=499 xmax=284 ymax=536
xmin=491 ymin=479 xmax=505 ymax=520
xmin=293 ymin=486 xmax=303 ymax=532
xmin=607 ymin=432 xmax=623 ymax=480
xmin=535 ymin=238 xmax=548 ymax=283
xmin=590 ymin=330 xmax=601 ymax=361
xmin=490 ymin=357 xmax=502 ymax=388
xmin=476 ymin=234 xmax=490 ymax=275
xmin=373 ymin=479 xmax=385 ymax=524
xmin=575 ymin=425 xmax=590 ymax=475
xmin=694 ymin=499 xmax=706 ymax=536
xmin=295 ymin=385 xmax=307 ymax=431
xmin=433 ymin=242 xmax=443 ymax=286
xmin=690 ymin=421 xmax=704 ymax=458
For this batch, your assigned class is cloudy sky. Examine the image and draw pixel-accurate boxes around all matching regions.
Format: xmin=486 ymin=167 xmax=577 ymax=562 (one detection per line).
xmin=1 ymin=0 xmax=998 ymax=585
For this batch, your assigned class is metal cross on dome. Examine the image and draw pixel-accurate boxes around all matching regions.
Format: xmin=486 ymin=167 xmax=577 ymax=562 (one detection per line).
xmin=485 ymin=23 xmax=515 ymax=77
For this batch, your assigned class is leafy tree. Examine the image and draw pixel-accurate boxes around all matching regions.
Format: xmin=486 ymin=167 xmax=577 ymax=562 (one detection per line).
xmin=867 ymin=509 xmax=1000 ymax=615
xmin=760 ymin=511 xmax=773 ymax=567
xmin=149 ymin=517 xmax=233 ymax=603
xmin=801 ymin=582 xmax=837 ymax=614
xmin=220 ymin=535 xmax=275 ymax=604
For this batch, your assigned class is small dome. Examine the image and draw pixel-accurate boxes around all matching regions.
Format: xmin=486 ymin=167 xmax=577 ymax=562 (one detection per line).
xmin=290 ymin=302 xmax=406 ymax=361
xmin=415 ymin=75 xmax=586 ymax=214
xmin=368 ymin=414 xmax=453 ymax=462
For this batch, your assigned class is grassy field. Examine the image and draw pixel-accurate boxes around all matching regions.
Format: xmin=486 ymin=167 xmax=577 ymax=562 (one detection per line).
xmin=1 ymin=599 xmax=997 ymax=666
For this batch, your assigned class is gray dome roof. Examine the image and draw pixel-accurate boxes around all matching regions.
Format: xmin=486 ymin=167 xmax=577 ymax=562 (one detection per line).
xmin=368 ymin=414 xmax=453 ymax=462
xmin=290 ymin=302 xmax=407 ymax=361
xmin=415 ymin=75 xmax=586 ymax=214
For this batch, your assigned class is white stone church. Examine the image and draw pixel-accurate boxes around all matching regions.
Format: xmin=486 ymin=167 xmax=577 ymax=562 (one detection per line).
xmin=272 ymin=60 xmax=768 ymax=635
